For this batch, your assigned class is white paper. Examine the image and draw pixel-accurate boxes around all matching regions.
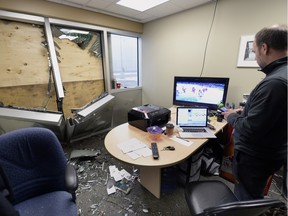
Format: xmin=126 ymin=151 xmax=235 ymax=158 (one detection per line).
xmin=126 ymin=151 xmax=141 ymax=160
xmin=117 ymin=138 xmax=147 ymax=153
xmin=170 ymin=136 xmax=193 ymax=146
xmin=109 ymin=165 xmax=118 ymax=176
xmin=113 ymin=172 xmax=124 ymax=181
xmin=107 ymin=185 xmax=116 ymax=195
xmin=134 ymin=146 xmax=152 ymax=157
xmin=109 ymin=165 xmax=123 ymax=181
xmin=120 ymin=169 xmax=132 ymax=180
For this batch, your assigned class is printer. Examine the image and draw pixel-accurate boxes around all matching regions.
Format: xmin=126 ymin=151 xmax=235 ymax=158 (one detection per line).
xmin=128 ymin=104 xmax=171 ymax=131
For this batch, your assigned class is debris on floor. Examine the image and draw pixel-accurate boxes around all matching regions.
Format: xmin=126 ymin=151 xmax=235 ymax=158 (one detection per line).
xmin=70 ymin=149 xmax=101 ymax=160
xmin=63 ymin=133 xmax=287 ymax=216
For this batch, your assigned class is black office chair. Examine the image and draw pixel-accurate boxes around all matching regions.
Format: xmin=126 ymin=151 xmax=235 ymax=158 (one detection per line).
xmin=185 ymin=180 xmax=283 ymax=216
xmin=0 ymin=127 xmax=78 ymax=216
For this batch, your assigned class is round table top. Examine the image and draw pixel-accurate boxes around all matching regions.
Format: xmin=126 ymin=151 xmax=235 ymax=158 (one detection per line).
xmin=104 ymin=122 xmax=209 ymax=167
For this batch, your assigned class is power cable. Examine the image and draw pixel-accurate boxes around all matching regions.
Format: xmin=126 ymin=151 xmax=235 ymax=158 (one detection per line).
xmin=200 ymin=0 xmax=219 ymax=77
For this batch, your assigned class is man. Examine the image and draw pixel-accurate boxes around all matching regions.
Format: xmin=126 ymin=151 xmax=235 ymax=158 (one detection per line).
xmin=223 ymin=25 xmax=287 ymax=200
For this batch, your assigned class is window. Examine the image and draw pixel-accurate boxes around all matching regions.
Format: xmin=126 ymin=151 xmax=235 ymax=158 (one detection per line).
xmin=108 ymin=34 xmax=140 ymax=89
xmin=0 ymin=15 xmax=106 ymax=118
xmin=50 ymin=25 xmax=105 ymax=117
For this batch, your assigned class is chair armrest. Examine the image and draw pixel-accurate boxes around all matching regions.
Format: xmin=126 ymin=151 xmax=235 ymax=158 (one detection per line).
xmin=203 ymin=198 xmax=283 ymax=215
xmin=0 ymin=192 xmax=20 ymax=216
xmin=65 ymin=164 xmax=78 ymax=201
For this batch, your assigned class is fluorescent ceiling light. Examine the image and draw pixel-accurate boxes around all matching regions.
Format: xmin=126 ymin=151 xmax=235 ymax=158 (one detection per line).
xmin=117 ymin=0 xmax=170 ymax=12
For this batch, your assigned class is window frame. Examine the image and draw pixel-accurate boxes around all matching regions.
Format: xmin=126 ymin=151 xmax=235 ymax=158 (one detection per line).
xmin=107 ymin=33 xmax=142 ymax=89
xmin=0 ymin=9 xmax=142 ymax=98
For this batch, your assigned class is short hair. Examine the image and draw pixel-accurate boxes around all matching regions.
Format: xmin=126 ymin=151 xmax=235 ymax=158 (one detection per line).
xmin=255 ymin=25 xmax=287 ymax=51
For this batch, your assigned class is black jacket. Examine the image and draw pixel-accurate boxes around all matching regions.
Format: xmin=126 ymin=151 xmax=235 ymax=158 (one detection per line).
xmin=227 ymin=57 xmax=287 ymax=160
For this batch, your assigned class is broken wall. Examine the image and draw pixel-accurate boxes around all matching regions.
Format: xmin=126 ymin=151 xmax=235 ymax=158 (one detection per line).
xmin=0 ymin=19 xmax=105 ymax=118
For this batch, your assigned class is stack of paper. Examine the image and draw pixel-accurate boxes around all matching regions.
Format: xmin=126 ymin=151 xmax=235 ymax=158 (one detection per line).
xmin=117 ymin=138 xmax=152 ymax=160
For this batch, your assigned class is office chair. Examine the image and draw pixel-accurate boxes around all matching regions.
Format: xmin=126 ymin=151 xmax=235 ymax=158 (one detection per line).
xmin=0 ymin=127 xmax=78 ymax=216
xmin=185 ymin=180 xmax=283 ymax=216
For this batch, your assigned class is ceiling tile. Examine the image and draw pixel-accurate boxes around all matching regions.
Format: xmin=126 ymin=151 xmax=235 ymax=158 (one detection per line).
xmin=145 ymin=2 xmax=182 ymax=16
xmin=170 ymin=0 xmax=212 ymax=8
xmin=86 ymin=0 xmax=118 ymax=10
xmin=46 ymin=0 xmax=214 ymax=23
xmin=65 ymin=0 xmax=91 ymax=6
xmin=105 ymin=3 xmax=140 ymax=16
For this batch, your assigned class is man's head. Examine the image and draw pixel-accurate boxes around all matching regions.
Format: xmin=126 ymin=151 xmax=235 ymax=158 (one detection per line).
xmin=253 ymin=25 xmax=287 ymax=68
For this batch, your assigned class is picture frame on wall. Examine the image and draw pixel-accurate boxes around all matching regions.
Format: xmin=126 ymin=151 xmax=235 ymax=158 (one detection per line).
xmin=237 ymin=35 xmax=259 ymax=67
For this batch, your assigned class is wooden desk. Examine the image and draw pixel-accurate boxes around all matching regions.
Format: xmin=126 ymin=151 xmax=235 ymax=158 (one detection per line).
xmin=104 ymin=107 xmax=227 ymax=198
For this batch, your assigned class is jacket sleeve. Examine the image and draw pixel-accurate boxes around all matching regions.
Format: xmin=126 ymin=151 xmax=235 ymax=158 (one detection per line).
xmin=227 ymin=78 xmax=286 ymax=143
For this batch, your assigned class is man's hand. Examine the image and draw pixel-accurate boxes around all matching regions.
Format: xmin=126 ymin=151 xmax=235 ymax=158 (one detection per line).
xmin=222 ymin=108 xmax=243 ymax=120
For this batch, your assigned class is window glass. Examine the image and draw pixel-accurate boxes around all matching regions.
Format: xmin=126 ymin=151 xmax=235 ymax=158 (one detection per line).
xmin=109 ymin=34 xmax=139 ymax=89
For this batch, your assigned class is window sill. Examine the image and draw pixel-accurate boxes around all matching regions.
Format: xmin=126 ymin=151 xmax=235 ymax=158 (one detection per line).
xmin=110 ymin=86 xmax=142 ymax=93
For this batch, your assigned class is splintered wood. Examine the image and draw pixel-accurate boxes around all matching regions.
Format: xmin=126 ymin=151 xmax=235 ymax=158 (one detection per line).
xmin=0 ymin=19 xmax=105 ymax=117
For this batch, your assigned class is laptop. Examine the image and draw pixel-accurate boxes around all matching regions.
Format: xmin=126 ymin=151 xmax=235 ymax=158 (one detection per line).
xmin=176 ymin=107 xmax=216 ymax=138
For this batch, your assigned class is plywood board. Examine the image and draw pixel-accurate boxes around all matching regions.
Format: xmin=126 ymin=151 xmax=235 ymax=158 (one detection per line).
xmin=62 ymin=80 xmax=104 ymax=117
xmin=54 ymin=33 xmax=103 ymax=82
xmin=0 ymin=80 xmax=104 ymax=118
xmin=0 ymin=84 xmax=58 ymax=111
xmin=0 ymin=19 xmax=49 ymax=87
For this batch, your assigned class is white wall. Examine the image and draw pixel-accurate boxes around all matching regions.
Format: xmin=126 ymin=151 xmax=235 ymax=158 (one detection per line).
xmin=142 ymin=0 xmax=287 ymax=108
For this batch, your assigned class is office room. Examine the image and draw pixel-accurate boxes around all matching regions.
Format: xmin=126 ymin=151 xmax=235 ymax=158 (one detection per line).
xmin=0 ymin=0 xmax=287 ymax=215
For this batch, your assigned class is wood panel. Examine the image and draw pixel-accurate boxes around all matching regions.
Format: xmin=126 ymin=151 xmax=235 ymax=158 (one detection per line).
xmin=0 ymin=84 xmax=58 ymax=111
xmin=62 ymin=80 xmax=104 ymax=118
xmin=54 ymin=34 xmax=103 ymax=82
xmin=0 ymin=80 xmax=104 ymax=118
xmin=0 ymin=19 xmax=49 ymax=87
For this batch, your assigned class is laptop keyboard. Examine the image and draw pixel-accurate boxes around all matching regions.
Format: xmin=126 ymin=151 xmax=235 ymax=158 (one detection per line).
xmin=183 ymin=128 xmax=206 ymax=133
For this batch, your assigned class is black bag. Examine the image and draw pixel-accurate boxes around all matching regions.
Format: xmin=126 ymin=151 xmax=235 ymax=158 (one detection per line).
xmin=201 ymin=154 xmax=220 ymax=176
xmin=200 ymin=142 xmax=223 ymax=176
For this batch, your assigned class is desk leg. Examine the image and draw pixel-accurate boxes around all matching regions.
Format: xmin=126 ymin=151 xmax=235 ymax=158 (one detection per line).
xmin=139 ymin=166 xmax=161 ymax=199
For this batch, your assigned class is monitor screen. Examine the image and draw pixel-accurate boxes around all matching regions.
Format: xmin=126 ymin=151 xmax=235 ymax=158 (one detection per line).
xmin=173 ymin=76 xmax=230 ymax=111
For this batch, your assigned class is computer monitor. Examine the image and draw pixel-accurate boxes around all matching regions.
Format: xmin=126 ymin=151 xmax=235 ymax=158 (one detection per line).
xmin=172 ymin=76 xmax=230 ymax=111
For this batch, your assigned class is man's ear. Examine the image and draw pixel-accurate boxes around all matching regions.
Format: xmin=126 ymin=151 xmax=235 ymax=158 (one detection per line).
xmin=262 ymin=43 xmax=269 ymax=55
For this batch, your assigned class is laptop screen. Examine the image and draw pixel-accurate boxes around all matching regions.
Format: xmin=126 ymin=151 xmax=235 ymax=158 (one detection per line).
xmin=176 ymin=107 xmax=208 ymax=127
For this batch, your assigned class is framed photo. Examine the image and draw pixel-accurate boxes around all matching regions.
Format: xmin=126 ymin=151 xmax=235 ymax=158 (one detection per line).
xmin=237 ymin=35 xmax=259 ymax=67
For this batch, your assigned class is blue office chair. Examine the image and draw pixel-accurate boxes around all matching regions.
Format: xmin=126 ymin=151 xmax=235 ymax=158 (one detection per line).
xmin=0 ymin=127 xmax=78 ymax=216
xmin=185 ymin=180 xmax=283 ymax=216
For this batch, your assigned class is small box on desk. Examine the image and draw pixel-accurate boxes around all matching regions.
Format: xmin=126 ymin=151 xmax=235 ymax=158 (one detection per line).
xmin=128 ymin=104 xmax=171 ymax=131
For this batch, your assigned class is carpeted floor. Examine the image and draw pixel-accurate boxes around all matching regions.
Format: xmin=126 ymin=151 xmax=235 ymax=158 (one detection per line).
xmin=63 ymin=132 xmax=287 ymax=216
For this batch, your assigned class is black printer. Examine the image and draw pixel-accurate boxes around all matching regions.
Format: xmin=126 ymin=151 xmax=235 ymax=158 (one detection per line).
xmin=128 ymin=104 xmax=171 ymax=131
